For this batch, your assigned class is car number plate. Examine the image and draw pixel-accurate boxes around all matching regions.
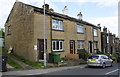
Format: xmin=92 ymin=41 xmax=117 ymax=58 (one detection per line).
xmin=90 ymin=59 xmax=95 ymax=61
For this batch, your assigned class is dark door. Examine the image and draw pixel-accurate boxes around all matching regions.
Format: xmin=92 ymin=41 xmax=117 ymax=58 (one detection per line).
xmin=70 ymin=40 xmax=75 ymax=54
xmin=88 ymin=41 xmax=92 ymax=53
xmin=38 ymin=39 xmax=47 ymax=60
xmin=110 ymin=47 xmax=113 ymax=54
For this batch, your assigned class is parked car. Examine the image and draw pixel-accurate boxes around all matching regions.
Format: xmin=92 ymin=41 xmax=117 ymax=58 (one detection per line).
xmin=117 ymin=56 xmax=120 ymax=63
xmin=87 ymin=55 xmax=113 ymax=69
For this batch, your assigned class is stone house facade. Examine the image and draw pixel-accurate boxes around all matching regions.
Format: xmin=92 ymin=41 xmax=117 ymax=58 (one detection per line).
xmin=5 ymin=1 xmax=101 ymax=61
xmin=101 ymin=27 xmax=120 ymax=54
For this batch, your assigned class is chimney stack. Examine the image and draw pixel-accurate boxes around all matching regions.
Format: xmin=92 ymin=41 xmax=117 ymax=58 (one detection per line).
xmin=42 ymin=4 xmax=49 ymax=10
xmin=77 ymin=12 xmax=83 ymax=20
xmin=103 ymin=26 xmax=107 ymax=33
xmin=49 ymin=8 xmax=54 ymax=12
xmin=62 ymin=6 xmax=68 ymax=15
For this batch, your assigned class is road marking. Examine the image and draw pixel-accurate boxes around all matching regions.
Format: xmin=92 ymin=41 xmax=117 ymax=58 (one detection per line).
xmin=105 ymin=69 xmax=119 ymax=75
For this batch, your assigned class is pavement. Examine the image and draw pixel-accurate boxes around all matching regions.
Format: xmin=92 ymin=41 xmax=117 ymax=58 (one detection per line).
xmin=45 ymin=62 xmax=120 ymax=76
xmin=2 ymin=64 xmax=87 ymax=76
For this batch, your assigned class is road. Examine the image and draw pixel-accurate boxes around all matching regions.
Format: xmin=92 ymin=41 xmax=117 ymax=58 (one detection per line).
xmin=2 ymin=62 xmax=120 ymax=77
xmin=45 ymin=62 xmax=120 ymax=75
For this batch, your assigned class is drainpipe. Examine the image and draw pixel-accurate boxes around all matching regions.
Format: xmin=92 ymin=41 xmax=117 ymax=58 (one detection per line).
xmin=108 ymin=30 xmax=110 ymax=54
xmin=50 ymin=13 xmax=52 ymax=53
xmin=93 ymin=27 xmax=94 ymax=54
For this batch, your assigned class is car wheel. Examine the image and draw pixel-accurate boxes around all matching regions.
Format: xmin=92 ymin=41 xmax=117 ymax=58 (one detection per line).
xmin=102 ymin=63 xmax=106 ymax=69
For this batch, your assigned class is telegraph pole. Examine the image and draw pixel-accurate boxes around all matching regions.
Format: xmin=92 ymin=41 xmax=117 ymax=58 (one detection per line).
xmin=108 ymin=30 xmax=110 ymax=54
xmin=43 ymin=0 xmax=46 ymax=69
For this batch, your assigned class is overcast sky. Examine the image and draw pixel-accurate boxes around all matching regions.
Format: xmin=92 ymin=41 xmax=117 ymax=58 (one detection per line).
xmin=0 ymin=0 xmax=119 ymax=36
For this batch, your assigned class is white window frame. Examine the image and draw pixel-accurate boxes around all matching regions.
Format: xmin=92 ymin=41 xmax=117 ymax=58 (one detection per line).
xmin=93 ymin=29 xmax=98 ymax=36
xmin=52 ymin=40 xmax=63 ymax=51
xmin=94 ymin=41 xmax=98 ymax=49
xmin=7 ymin=25 xmax=11 ymax=35
xmin=107 ymin=36 xmax=109 ymax=43
xmin=78 ymin=41 xmax=84 ymax=49
xmin=77 ymin=24 xmax=84 ymax=33
xmin=52 ymin=19 xmax=63 ymax=30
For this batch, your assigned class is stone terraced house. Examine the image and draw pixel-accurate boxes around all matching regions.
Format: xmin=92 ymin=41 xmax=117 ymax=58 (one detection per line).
xmin=5 ymin=1 xmax=101 ymax=61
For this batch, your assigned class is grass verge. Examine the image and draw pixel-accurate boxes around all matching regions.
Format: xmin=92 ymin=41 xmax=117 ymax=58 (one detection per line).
xmin=8 ymin=58 xmax=24 ymax=69
xmin=2 ymin=51 xmax=24 ymax=69
xmin=13 ymin=54 xmax=44 ymax=69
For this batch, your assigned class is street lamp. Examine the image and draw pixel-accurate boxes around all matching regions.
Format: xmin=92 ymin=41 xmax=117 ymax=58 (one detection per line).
xmin=108 ymin=30 xmax=110 ymax=54
xmin=43 ymin=0 xmax=46 ymax=69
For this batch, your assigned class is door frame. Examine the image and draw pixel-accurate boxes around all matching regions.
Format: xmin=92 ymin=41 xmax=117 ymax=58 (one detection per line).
xmin=70 ymin=40 xmax=75 ymax=54
xmin=88 ymin=41 xmax=92 ymax=53
xmin=37 ymin=39 xmax=47 ymax=60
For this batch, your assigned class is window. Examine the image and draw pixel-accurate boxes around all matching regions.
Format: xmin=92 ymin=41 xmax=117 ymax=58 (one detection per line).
xmin=101 ymin=56 xmax=108 ymax=59
xmin=78 ymin=40 xmax=84 ymax=49
xmin=52 ymin=40 xmax=63 ymax=51
xmin=52 ymin=19 xmax=63 ymax=30
xmin=107 ymin=36 xmax=109 ymax=43
xmin=77 ymin=24 xmax=84 ymax=33
xmin=7 ymin=25 xmax=11 ymax=35
xmin=94 ymin=41 xmax=98 ymax=49
xmin=113 ymin=37 xmax=115 ymax=44
xmin=93 ymin=29 xmax=98 ymax=36
xmin=88 ymin=56 xmax=99 ymax=59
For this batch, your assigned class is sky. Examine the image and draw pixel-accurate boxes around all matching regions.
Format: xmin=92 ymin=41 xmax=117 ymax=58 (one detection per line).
xmin=0 ymin=0 xmax=119 ymax=36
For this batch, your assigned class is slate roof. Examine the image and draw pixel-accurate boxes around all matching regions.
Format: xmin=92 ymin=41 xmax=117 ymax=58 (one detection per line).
xmin=6 ymin=1 xmax=101 ymax=29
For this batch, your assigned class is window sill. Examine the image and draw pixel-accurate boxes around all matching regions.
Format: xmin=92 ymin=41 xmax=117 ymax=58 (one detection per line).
xmin=77 ymin=32 xmax=84 ymax=34
xmin=52 ymin=29 xmax=64 ymax=32
xmin=93 ymin=36 xmax=98 ymax=37
xmin=94 ymin=49 xmax=98 ymax=50
xmin=52 ymin=50 xmax=64 ymax=52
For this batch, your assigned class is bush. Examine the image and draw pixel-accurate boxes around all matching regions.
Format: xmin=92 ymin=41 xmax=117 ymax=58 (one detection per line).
xmin=77 ymin=49 xmax=89 ymax=60
xmin=96 ymin=50 xmax=104 ymax=54
xmin=111 ymin=56 xmax=116 ymax=61
xmin=61 ymin=57 xmax=69 ymax=61
xmin=112 ymin=52 xmax=120 ymax=59
xmin=104 ymin=53 xmax=111 ymax=57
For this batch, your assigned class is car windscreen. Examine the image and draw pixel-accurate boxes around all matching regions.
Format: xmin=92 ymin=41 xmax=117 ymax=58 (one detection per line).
xmin=88 ymin=56 xmax=99 ymax=59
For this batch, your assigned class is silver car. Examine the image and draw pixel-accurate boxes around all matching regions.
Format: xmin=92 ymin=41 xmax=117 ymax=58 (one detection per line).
xmin=87 ymin=55 xmax=113 ymax=68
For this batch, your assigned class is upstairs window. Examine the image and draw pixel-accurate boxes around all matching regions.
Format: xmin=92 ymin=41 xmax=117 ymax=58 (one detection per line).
xmin=93 ymin=28 xmax=98 ymax=36
xmin=52 ymin=19 xmax=63 ymax=30
xmin=107 ymin=36 xmax=109 ymax=43
xmin=77 ymin=24 xmax=84 ymax=33
xmin=78 ymin=40 xmax=84 ymax=49
xmin=7 ymin=25 xmax=11 ymax=35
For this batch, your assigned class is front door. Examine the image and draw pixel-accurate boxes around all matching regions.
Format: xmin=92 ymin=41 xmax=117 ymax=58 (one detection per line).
xmin=88 ymin=41 xmax=92 ymax=53
xmin=38 ymin=39 xmax=47 ymax=60
xmin=70 ymin=40 xmax=75 ymax=54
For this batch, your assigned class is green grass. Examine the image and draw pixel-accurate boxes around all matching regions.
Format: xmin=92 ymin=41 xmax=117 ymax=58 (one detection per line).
xmin=8 ymin=58 xmax=24 ymax=69
xmin=2 ymin=50 xmax=24 ymax=69
xmin=14 ymin=54 xmax=44 ymax=69
xmin=2 ymin=49 xmax=56 ymax=69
